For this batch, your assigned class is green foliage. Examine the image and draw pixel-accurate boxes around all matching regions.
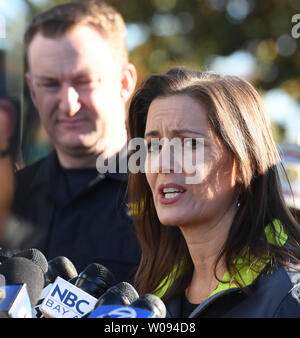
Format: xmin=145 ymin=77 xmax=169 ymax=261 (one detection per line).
xmin=19 ymin=0 xmax=300 ymax=163
xmin=23 ymin=0 xmax=300 ymax=97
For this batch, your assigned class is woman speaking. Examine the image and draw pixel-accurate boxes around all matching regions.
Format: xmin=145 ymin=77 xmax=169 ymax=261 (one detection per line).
xmin=128 ymin=67 xmax=300 ymax=317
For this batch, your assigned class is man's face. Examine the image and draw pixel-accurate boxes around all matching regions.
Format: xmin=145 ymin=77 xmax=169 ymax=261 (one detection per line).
xmin=26 ymin=24 xmax=131 ymax=160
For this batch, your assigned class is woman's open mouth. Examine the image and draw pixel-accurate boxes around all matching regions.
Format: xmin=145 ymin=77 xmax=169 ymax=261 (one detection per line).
xmin=158 ymin=184 xmax=186 ymax=204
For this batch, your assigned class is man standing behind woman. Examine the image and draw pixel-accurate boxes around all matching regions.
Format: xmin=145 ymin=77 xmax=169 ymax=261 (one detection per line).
xmin=128 ymin=67 xmax=300 ymax=317
xmin=4 ymin=0 xmax=141 ymax=283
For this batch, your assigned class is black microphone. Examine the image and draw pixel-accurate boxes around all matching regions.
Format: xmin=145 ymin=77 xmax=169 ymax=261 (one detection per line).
xmin=85 ymin=282 xmax=139 ymax=318
xmin=96 ymin=282 xmax=139 ymax=307
xmin=0 ymin=247 xmax=14 ymax=263
xmin=74 ymin=263 xmax=115 ymax=298
xmin=44 ymin=256 xmax=77 ymax=287
xmin=129 ymin=293 xmax=166 ymax=318
xmin=13 ymin=248 xmax=48 ymax=275
xmin=33 ymin=256 xmax=78 ymax=318
xmin=37 ymin=263 xmax=115 ymax=318
xmin=0 ymin=257 xmax=45 ymax=316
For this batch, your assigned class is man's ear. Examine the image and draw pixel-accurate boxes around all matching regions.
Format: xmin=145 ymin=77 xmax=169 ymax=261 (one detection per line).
xmin=120 ymin=63 xmax=137 ymax=103
xmin=25 ymin=72 xmax=38 ymax=108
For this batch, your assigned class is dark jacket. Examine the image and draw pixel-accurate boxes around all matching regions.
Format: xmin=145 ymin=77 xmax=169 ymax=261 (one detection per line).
xmin=3 ymin=151 xmax=141 ymax=283
xmin=165 ymin=264 xmax=300 ymax=318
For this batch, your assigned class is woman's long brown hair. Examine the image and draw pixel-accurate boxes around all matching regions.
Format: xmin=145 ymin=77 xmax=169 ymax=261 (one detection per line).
xmin=127 ymin=67 xmax=300 ymax=301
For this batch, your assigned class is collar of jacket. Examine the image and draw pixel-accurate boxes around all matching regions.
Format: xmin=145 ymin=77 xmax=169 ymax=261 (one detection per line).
xmin=154 ymin=219 xmax=288 ymax=299
xmin=28 ymin=150 xmax=128 ymax=192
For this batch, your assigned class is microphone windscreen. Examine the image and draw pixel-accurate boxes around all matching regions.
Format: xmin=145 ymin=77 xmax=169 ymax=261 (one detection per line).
xmin=108 ymin=282 xmax=139 ymax=303
xmin=0 ymin=257 xmax=44 ymax=306
xmin=131 ymin=293 xmax=166 ymax=318
xmin=80 ymin=263 xmax=115 ymax=286
xmin=0 ymin=248 xmax=13 ymax=263
xmin=75 ymin=263 xmax=115 ymax=298
xmin=13 ymin=248 xmax=48 ymax=274
xmin=47 ymin=256 xmax=77 ymax=282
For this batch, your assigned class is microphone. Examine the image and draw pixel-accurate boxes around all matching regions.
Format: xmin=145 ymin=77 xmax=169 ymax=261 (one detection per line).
xmin=13 ymin=248 xmax=48 ymax=275
xmin=87 ymin=293 xmax=166 ymax=318
xmin=68 ymin=276 xmax=77 ymax=284
xmin=129 ymin=294 xmax=166 ymax=318
xmin=85 ymin=282 xmax=139 ymax=318
xmin=96 ymin=282 xmax=139 ymax=307
xmin=33 ymin=256 xmax=78 ymax=318
xmin=44 ymin=256 xmax=77 ymax=287
xmin=39 ymin=263 xmax=117 ymax=318
xmin=0 ymin=257 xmax=45 ymax=317
xmin=0 ymin=247 xmax=14 ymax=263
xmin=39 ymin=276 xmax=98 ymax=318
xmin=74 ymin=263 xmax=115 ymax=298
xmin=9 ymin=249 xmax=49 ymax=318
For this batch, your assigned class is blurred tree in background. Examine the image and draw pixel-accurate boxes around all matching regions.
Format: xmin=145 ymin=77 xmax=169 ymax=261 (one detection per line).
xmin=6 ymin=0 xmax=300 ymax=164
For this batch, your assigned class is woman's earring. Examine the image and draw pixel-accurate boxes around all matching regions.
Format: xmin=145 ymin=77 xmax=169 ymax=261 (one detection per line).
xmin=237 ymin=189 xmax=242 ymax=208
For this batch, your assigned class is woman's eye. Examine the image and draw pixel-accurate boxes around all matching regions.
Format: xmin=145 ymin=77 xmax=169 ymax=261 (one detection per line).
xmin=184 ymin=138 xmax=202 ymax=149
xmin=147 ymin=140 xmax=161 ymax=153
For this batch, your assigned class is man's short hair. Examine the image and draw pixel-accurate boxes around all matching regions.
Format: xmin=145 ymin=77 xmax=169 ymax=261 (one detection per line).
xmin=25 ymin=0 xmax=128 ymax=66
